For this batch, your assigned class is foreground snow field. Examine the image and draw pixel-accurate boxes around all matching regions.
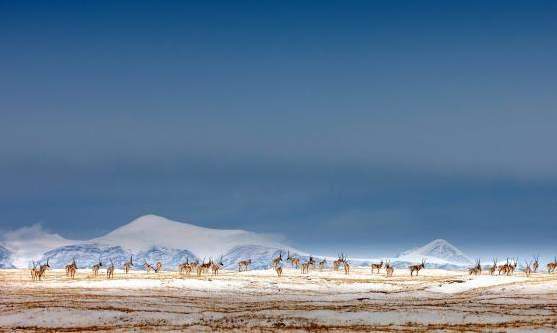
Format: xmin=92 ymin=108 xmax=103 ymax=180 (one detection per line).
xmin=1 ymin=267 xmax=557 ymax=331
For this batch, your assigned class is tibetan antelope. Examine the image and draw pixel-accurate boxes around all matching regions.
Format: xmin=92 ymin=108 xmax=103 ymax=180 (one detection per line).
xmin=547 ymin=257 xmax=557 ymax=273
xmin=333 ymin=254 xmax=346 ymax=271
xmin=35 ymin=259 xmax=51 ymax=281
xmin=178 ymin=258 xmax=192 ymax=275
xmin=385 ymin=260 xmax=394 ymax=277
xmin=308 ymin=256 xmax=316 ymax=269
xmin=154 ymin=261 xmax=162 ymax=273
xmin=532 ymin=256 xmax=539 ymax=273
xmin=343 ymin=259 xmax=350 ymax=275
xmin=409 ymin=259 xmax=425 ymax=276
xmin=238 ymin=259 xmax=251 ymax=272
xmin=371 ymin=260 xmax=383 ymax=274
xmin=272 ymin=252 xmax=283 ymax=268
xmin=468 ymin=259 xmax=481 ymax=276
xmin=211 ymin=256 xmax=224 ymax=275
xmin=523 ymin=260 xmax=532 ymax=277
xmin=30 ymin=261 xmax=39 ymax=281
xmin=498 ymin=258 xmax=510 ymax=275
xmin=508 ymin=258 xmax=518 ymax=276
xmin=92 ymin=258 xmax=103 ymax=277
xmin=197 ymin=258 xmax=212 ymax=276
xmin=123 ymin=256 xmax=133 ymax=274
xmin=144 ymin=260 xmax=155 ymax=273
xmin=489 ymin=258 xmax=498 ymax=275
xmin=275 ymin=265 xmax=283 ymax=277
xmin=318 ymin=258 xmax=326 ymax=271
xmin=287 ymin=251 xmax=300 ymax=268
xmin=65 ymin=258 xmax=77 ymax=279
xmin=107 ymin=259 xmax=115 ymax=279
xmin=301 ymin=261 xmax=310 ymax=274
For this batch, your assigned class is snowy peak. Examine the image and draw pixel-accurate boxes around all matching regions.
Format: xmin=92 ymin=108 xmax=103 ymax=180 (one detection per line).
xmin=93 ymin=214 xmax=286 ymax=259
xmin=397 ymin=239 xmax=473 ymax=266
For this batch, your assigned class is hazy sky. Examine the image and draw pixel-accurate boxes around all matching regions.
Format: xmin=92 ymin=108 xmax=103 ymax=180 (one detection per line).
xmin=1 ymin=0 xmax=556 ymax=257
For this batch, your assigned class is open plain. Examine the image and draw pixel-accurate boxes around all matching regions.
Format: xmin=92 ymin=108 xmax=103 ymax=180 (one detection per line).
xmin=1 ymin=267 xmax=557 ymax=332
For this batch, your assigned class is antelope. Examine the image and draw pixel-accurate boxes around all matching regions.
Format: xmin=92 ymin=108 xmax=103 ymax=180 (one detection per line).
xmin=385 ymin=260 xmax=394 ymax=277
xmin=106 ymin=259 xmax=115 ymax=279
xmin=547 ymin=257 xmax=557 ymax=273
xmin=123 ymin=256 xmax=133 ymax=274
xmin=211 ymin=256 xmax=224 ymax=275
xmin=523 ymin=261 xmax=532 ymax=277
xmin=343 ymin=260 xmax=350 ymax=275
xmin=92 ymin=258 xmax=103 ymax=277
xmin=318 ymin=258 xmax=327 ymax=271
xmin=238 ymin=259 xmax=251 ymax=272
xmin=178 ymin=258 xmax=192 ymax=275
xmin=30 ymin=261 xmax=39 ymax=281
xmin=66 ymin=258 xmax=77 ymax=279
xmin=508 ymin=258 xmax=518 ymax=276
xmin=532 ymin=256 xmax=539 ymax=273
xmin=333 ymin=253 xmax=346 ymax=271
xmin=371 ymin=260 xmax=383 ymax=274
xmin=498 ymin=258 xmax=510 ymax=275
xmin=287 ymin=251 xmax=300 ymax=268
xmin=308 ymin=256 xmax=316 ymax=269
xmin=198 ymin=258 xmax=212 ymax=276
xmin=275 ymin=265 xmax=283 ymax=277
xmin=489 ymin=258 xmax=498 ymax=275
xmin=301 ymin=261 xmax=310 ymax=274
xmin=154 ymin=261 xmax=162 ymax=273
xmin=272 ymin=252 xmax=283 ymax=268
xmin=468 ymin=259 xmax=481 ymax=276
xmin=36 ymin=259 xmax=50 ymax=281
xmin=144 ymin=260 xmax=155 ymax=273
xmin=409 ymin=259 xmax=425 ymax=276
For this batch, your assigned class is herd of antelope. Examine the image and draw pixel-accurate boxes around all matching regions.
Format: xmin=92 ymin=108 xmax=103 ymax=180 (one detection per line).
xmin=28 ymin=253 xmax=557 ymax=281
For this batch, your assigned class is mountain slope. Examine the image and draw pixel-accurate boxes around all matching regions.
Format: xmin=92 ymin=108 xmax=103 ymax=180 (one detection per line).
xmin=396 ymin=239 xmax=473 ymax=266
xmin=93 ymin=214 xmax=287 ymax=259
xmin=0 ymin=244 xmax=14 ymax=268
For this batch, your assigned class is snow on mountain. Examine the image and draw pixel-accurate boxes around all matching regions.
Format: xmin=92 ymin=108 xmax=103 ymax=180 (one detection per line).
xmin=36 ymin=214 xmax=300 ymax=270
xmin=0 ymin=224 xmax=74 ymax=268
xmin=93 ymin=214 xmax=287 ymax=259
xmin=396 ymin=239 xmax=474 ymax=266
xmin=0 ymin=244 xmax=15 ymax=268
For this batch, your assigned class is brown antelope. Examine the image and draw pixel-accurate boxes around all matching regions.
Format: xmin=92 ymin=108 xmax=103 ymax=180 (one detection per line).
xmin=308 ymin=256 xmax=316 ymax=269
xmin=197 ymin=258 xmax=212 ymax=276
xmin=318 ymin=258 xmax=326 ymax=271
xmin=275 ymin=265 xmax=283 ymax=277
xmin=238 ymin=259 xmax=251 ymax=272
xmin=370 ymin=260 xmax=383 ymax=274
xmin=468 ymin=259 xmax=481 ymax=276
xmin=547 ymin=257 xmax=557 ymax=273
xmin=30 ymin=261 xmax=39 ymax=281
xmin=385 ymin=260 xmax=394 ymax=277
xmin=190 ymin=260 xmax=199 ymax=272
xmin=65 ymin=258 xmax=77 ymax=279
xmin=498 ymin=258 xmax=510 ymax=275
xmin=489 ymin=258 xmax=498 ymax=275
xmin=287 ymin=251 xmax=300 ymax=268
xmin=343 ymin=260 xmax=350 ymax=275
xmin=532 ymin=256 xmax=539 ymax=273
xmin=301 ymin=261 xmax=310 ymax=274
xmin=333 ymin=254 xmax=345 ymax=271
xmin=508 ymin=258 xmax=518 ymax=276
xmin=211 ymin=256 xmax=224 ymax=275
xmin=178 ymin=258 xmax=192 ymax=275
xmin=409 ymin=259 xmax=425 ymax=276
xmin=92 ymin=258 xmax=103 ymax=277
xmin=123 ymin=256 xmax=133 ymax=274
xmin=36 ymin=259 xmax=50 ymax=281
xmin=523 ymin=261 xmax=532 ymax=277
xmin=154 ymin=261 xmax=162 ymax=273
xmin=272 ymin=252 xmax=283 ymax=268
xmin=106 ymin=259 xmax=115 ymax=279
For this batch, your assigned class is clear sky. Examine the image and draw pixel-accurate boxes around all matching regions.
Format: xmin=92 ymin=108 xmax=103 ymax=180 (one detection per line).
xmin=1 ymin=0 xmax=556 ymax=257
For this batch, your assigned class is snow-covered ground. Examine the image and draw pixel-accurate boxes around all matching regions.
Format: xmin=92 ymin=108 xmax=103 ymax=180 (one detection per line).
xmin=1 ymin=267 xmax=557 ymax=331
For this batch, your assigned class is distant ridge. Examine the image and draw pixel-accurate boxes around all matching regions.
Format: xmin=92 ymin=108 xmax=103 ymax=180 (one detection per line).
xmin=396 ymin=239 xmax=473 ymax=266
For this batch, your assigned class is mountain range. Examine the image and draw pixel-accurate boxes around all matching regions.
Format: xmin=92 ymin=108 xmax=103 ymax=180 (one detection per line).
xmin=0 ymin=214 xmax=473 ymax=270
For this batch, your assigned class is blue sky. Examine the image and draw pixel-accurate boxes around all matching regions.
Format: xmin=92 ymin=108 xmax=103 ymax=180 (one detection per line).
xmin=1 ymin=0 xmax=556 ymax=257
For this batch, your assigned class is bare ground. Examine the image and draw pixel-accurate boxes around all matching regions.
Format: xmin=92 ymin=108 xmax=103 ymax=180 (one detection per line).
xmin=1 ymin=268 xmax=557 ymax=332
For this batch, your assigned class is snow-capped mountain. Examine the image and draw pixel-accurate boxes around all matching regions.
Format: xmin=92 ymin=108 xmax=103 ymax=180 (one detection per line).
xmin=396 ymin=239 xmax=473 ymax=267
xmin=0 ymin=244 xmax=14 ymax=268
xmin=37 ymin=214 xmax=301 ymax=270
